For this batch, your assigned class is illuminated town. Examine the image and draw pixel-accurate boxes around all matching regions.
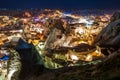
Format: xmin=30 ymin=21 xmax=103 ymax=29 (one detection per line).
xmin=0 ymin=0 xmax=120 ymax=78
xmin=0 ymin=9 xmax=113 ymax=79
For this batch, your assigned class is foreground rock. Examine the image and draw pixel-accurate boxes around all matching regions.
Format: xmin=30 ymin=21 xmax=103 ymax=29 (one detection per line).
xmin=93 ymin=19 xmax=120 ymax=48
xmin=93 ymin=11 xmax=120 ymax=47
xmin=93 ymin=11 xmax=120 ymax=56
xmin=23 ymin=49 xmax=120 ymax=80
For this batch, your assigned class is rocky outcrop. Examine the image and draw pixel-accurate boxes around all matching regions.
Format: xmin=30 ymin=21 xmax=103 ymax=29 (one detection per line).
xmin=110 ymin=11 xmax=120 ymax=22
xmin=93 ymin=11 xmax=120 ymax=49
xmin=94 ymin=20 xmax=120 ymax=47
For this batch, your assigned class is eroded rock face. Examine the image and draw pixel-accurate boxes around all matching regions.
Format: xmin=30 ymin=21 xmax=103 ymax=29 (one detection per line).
xmin=110 ymin=11 xmax=120 ymax=22
xmin=93 ymin=11 xmax=120 ymax=48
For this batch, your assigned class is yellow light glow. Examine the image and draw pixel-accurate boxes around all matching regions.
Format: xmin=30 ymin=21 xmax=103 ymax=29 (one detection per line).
xmin=70 ymin=54 xmax=79 ymax=61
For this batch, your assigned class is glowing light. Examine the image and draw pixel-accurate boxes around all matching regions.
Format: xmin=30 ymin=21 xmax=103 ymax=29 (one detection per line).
xmin=75 ymin=27 xmax=84 ymax=34
xmin=19 ymin=30 xmax=23 ymax=33
xmin=78 ymin=18 xmax=94 ymax=28
xmin=95 ymin=50 xmax=99 ymax=53
xmin=95 ymin=49 xmax=101 ymax=56
xmin=38 ymin=42 xmax=44 ymax=49
xmin=86 ymin=54 xmax=93 ymax=61
xmin=33 ymin=27 xmax=44 ymax=33
xmin=25 ymin=12 xmax=31 ymax=17
xmin=23 ymin=19 xmax=27 ymax=23
xmin=70 ymin=54 xmax=79 ymax=61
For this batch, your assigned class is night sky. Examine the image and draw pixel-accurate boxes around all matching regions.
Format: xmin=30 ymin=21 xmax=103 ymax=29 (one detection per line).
xmin=0 ymin=0 xmax=120 ymax=9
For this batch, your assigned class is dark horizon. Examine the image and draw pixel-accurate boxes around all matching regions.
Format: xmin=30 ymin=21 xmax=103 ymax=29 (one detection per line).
xmin=0 ymin=0 xmax=120 ymax=10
